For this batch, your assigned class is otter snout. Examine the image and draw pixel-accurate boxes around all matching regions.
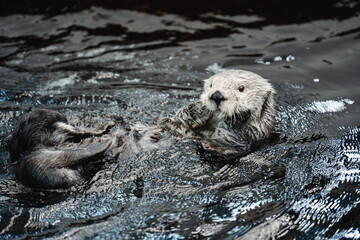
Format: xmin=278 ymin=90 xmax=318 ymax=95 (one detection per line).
xmin=210 ymin=91 xmax=225 ymax=106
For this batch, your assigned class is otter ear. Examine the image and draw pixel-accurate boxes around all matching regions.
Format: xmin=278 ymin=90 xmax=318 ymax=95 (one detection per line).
xmin=267 ymin=87 xmax=276 ymax=95
xmin=262 ymin=91 xmax=271 ymax=103
xmin=264 ymin=89 xmax=276 ymax=101
xmin=252 ymin=89 xmax=275 ymax=140
xmin=260 ymin=90 xmax=273 ymax=119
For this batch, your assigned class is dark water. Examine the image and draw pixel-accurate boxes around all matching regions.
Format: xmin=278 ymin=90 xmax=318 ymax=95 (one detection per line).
xmin=0 ymin=1 xmax=360 ymax=239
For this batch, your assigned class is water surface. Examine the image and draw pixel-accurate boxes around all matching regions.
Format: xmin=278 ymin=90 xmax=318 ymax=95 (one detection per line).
xmin=0 ymin=1 xmax=359 ymax=239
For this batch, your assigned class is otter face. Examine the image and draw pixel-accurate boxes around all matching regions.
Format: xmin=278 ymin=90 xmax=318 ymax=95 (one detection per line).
xmin=200 ymin=70 xmax=275 ymax=123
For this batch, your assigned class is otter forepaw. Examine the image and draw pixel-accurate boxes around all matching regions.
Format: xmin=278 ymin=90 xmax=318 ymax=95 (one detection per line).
xmin=104 ymin=121 xmax=115 ymax=130
xmin=175 ymin=101 xmax=213 ymax=129
xmin=148 ymin=128 xmax=165 ymax=143
xmin=96 ymin=121 xmax=115 ymax=134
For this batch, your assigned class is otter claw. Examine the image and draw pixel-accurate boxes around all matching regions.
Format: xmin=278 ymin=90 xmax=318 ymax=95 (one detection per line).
xmin=104 ymin=121 xmax=115 ymax=130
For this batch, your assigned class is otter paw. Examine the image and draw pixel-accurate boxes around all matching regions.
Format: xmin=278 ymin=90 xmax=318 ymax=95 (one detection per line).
xmin=101 ymin=121 xmax=115 ymax=132
xmin=149 ymin=131 xmax=162 ymax=143
xmin=177 ymin=102 xmax=212 ymax=129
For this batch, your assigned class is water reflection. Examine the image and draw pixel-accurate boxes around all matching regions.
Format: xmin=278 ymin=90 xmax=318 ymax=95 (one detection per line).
xmin=0 ymin=1 xmax=360 ymax=239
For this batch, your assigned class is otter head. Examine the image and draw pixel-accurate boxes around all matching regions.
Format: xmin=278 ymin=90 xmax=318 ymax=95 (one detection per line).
xmin=200 ymin=70 xmax=276 ymax=141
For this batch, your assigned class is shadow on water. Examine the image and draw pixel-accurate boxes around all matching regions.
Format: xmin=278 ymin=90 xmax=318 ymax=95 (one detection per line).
xmin=0 ymin=0 xmax=360 ymax=239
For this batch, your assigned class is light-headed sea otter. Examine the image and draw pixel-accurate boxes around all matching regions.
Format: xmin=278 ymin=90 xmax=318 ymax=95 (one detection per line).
xmin=9 ymin=70 xmax=276 ymax=188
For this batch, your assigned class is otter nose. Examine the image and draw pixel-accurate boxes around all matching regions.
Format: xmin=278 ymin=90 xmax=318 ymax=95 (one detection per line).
xmin=210 ymin=91 xmax=225 ymax=106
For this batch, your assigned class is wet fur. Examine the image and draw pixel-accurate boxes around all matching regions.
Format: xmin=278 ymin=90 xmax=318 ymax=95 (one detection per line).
xmin=9 ymin=109 xmax=113 ymax=189
xmin=110 ymin=123 xmax=174 ymax=160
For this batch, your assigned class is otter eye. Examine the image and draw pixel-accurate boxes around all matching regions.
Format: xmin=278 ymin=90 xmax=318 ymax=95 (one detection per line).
xmin=210 ymin=83 xmax=212 ymax=88
xmin=238 ymin=85 xmax=245 ymax=92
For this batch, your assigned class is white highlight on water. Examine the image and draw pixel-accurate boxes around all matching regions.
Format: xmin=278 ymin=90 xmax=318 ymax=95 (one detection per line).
xmin=124 ymin=78 xmax=141 ymax=83
xmin=286 ymin=55 xmax=295 ymax=61
xmin=256 ymin=55 xmax=295 ymax=65
xmin=46 ymin=74 xmax=78 ymax=89
xmin=306 ymin=99 xmax=355 ymax=113
xmin=205 ymin=63 xmax=226 ymax=74
xmin=273 ymin=56 xmax=283 ymax=61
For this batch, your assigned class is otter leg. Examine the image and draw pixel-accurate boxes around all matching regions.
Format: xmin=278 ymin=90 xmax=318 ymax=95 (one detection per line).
xmin=17 ymin=159 xmax=84 ymax=189
xmin=54 ymin=121 xmax=115 ymax=137
xmin=52 ymin=138 xmax=113 ymax=167
xmin=17 ymin=139 xmax=112 ymax=189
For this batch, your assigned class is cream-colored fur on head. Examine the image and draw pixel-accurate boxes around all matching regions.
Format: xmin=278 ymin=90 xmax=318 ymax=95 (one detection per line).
xmin=200 ymin=70 xmax=276 ymax=141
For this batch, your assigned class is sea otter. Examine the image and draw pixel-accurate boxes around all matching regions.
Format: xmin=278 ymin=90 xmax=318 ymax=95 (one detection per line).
xmin=9 ymin=70 xmax=276 ymax=188
xmin=162 ymin=70 xmax=276 ymax=151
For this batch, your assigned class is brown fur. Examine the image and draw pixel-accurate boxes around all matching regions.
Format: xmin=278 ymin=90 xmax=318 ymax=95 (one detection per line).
xmin=9 ymin=109 xmax=113 ymax=189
